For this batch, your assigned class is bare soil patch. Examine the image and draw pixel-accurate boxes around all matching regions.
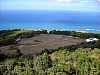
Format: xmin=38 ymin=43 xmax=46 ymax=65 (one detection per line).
xmin=0 ymin=34 xmax=83 ymax=56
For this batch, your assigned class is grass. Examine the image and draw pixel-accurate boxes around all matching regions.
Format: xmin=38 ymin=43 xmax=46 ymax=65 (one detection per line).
xmin=7 ymin=30 xmax=32 ymax=37
xmin=0 ymin=48 xmax=100 ymax=75
xmin=0 ymin=29 xmax=34 ymax=46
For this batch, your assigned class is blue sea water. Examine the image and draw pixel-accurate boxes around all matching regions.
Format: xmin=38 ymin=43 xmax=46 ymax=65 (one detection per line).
xmin=0 ymin=10 xmax=100 ymax=32
xmin=0 ymin=22 xmax=100 ymax=32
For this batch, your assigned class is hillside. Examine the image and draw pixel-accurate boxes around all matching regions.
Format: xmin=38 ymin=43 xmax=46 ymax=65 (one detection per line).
xmin=0 ymin=48 xmax=100 ymax=75
xmin=0 ymin=30 xmax=100 ymax=75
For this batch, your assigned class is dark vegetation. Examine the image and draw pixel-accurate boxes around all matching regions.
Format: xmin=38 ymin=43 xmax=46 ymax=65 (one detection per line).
xmin=0 ymin=45 xmax=100 ymax=75
xmin=49 ymin=30 xmax=100 ymax=39
xmin=0 ymin=29 xmax=100 ymax=75
xmin=0 ymin=29 xmax=47 ymax=46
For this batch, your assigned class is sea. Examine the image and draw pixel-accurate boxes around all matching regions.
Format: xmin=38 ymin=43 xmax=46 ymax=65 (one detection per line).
xmin=0 ymin=10 xmax=100 ymax=33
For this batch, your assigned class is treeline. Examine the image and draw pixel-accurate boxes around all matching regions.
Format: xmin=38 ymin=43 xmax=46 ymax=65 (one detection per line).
xmin=49 ymin=30 xmax=100 ymax=39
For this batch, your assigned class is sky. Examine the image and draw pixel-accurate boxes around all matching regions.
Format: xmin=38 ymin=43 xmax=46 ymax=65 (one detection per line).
xmin=0 ymin=0 xmax=100 ymax=12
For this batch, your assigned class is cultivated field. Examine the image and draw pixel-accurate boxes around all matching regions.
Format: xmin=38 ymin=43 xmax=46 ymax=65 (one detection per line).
xmin=0 ymin=34 xmax=83 ymax=56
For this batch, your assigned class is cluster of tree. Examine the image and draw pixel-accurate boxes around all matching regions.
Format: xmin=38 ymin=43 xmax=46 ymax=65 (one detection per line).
xmin=0 ymin=48 xmax=100 ymax=75
xmin=49 ymin=30 xmax=100 ymax=39
xmin=0 ymin=29 xmax=48 ymax=46
xmin=0 ymin=30 xmax=20 ymax=46
xmin=16 ymin=30 xmax=47 ymax=38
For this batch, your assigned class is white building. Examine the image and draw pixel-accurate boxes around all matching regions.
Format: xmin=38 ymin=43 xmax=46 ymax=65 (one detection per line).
xmin=85 ymin=38 xmax=99 ymax=43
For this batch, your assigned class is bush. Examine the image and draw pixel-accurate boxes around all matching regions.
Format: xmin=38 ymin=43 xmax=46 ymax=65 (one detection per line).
xmin=49 ymin=30 xmax=100 ymax=39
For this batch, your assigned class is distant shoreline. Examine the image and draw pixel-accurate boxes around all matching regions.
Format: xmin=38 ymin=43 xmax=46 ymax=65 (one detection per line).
xmin=0 ymin=29 xmax=99 ymax=34
xmin=0 ymin=22 xmax=100 ymax=33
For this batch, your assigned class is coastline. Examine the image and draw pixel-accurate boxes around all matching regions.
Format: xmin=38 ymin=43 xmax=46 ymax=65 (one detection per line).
xmin=0 ymin=22 xmax=100 ymax=33
xmin=0 ymin=28 xmax=100 ymax=34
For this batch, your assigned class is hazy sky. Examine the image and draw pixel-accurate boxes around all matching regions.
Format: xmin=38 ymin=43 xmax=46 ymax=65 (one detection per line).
xmin=0 ymin=0 xmax=100 ymax=12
